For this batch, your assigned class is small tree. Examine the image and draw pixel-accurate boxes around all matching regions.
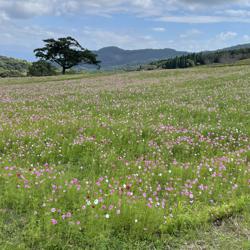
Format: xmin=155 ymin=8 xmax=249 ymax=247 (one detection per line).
xmin=34 ymin=37 xmax=100 ymax=74
xmin=28 ymin=60 xmax=57 ymax=76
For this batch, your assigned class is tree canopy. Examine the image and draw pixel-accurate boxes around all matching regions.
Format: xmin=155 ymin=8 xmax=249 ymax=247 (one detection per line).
xmin=34 ymin=37 xmax=100 ymax=74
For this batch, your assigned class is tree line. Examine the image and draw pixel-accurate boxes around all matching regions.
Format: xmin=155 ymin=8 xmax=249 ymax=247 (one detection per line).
xmin=149 ymin=48 xmax=250 ymax=69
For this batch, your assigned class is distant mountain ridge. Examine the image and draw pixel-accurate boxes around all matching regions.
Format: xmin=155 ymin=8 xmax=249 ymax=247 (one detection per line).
xmin=85 ymin=43 xmax=250 ymax=69
xmin=1 ymin=43 xmax=250 ymax=74
xmin=90 ymin=46 xmax=189 ymax=69
xmin=221 ymin=43 xmax=250 ymax=51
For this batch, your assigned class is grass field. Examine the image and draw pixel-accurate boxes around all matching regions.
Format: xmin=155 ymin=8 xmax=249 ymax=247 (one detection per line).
xmin=0 ymin=65 xmax=249 ymax=249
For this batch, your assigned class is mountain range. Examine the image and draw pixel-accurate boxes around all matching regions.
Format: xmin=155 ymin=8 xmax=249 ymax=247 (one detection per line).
xmin=91 ymin=46 xmax=188 ymax=69
xmin=1 ymin=43 xmax=250 ymax=74
xmin=81 ymin=43 xmax=250 ymax=69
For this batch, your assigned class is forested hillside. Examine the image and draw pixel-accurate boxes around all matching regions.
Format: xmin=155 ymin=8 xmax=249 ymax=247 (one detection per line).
xmin=148 ymin=48 xmax=250 ymax=69
xmin=0 ymin=56 xmax=29 ymax=77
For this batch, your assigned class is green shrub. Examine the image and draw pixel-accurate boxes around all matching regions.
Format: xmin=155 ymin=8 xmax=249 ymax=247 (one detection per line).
xmin=0 ymin=70 xmax=24 ymax=78
xmin=28 ymin=60 xmax=57 ymax=76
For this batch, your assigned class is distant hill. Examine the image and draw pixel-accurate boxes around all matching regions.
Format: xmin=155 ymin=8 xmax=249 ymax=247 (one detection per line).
xmin=83 ymin=44 xmax=250 ymax=70
xmin=2 ymin=42 xmax=250 ymax=76
xmin=221 ymin=43 xmax=250 ymax=51
xmin=0 ymin=56 xmax=29 ymax=77
xmin=148 ymin=47 xmax=250 ymax=70
xmin=80 ymin=46 xmax=188 ymax=70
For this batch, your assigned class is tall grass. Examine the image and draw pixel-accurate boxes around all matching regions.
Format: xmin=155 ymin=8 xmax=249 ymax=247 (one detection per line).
xmin=0 ymin=65 xmax=249 ymax=249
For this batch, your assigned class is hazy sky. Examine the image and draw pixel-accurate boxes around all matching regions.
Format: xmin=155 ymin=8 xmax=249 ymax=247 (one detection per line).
xmin=1 ymin=0 xmax=250 ymax=60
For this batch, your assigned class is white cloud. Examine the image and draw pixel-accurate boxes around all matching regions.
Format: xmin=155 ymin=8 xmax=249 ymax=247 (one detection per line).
xmin=216 ymin=31 xmax=238 ymax=41
xmin=0 ymin=19 xmax=64 ymax=49
xmin=1 ymin=0 xmax=250 ymax=23
xmin=242 ymin=34 xmax=250 ymax=42
xmin=219 ymin=9 xmax=250 ymax=17
xmin=157 ymin=14 xmax=250 ymax=23
xmin=0 ymin=0 xmax=249 ymax=59
xmin=80 ymin=28 xmax=159 ymax=49
xmin=180 ymin=29 xmax=202 ymax=38
xmin=0 ymin=12 xmax=9 ymax=23
xmin=152 ymin=27 xmax=166 ymax=32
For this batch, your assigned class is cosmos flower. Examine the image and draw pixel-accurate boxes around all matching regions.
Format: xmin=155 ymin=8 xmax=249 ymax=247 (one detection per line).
xmin=51 ymin=208 xmax=56 ymax=213
xmin=51 ymin=219 xmax=57 ymax=225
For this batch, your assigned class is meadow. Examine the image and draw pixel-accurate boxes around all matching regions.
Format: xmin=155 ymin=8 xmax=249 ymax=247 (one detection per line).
xmin=0 ymin=65 xmax=249 ymax=249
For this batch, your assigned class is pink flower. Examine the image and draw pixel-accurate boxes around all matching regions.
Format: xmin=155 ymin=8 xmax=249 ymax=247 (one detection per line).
xmin=71 ymin=178 xmax=79 ymax=185
xmin=66 ymin=212 xmax=72 ymax=218
xmin=147 ymin=203 xmax=152 ymax=208
xmin=51 ymin=219 xmax=57 ymax=225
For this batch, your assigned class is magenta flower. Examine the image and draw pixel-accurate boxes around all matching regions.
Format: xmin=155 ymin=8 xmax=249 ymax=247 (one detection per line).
xmin=51 ymin=219 xmax=57 ymax=225
xmin=147 ymin=203 xmax=152 ymax=208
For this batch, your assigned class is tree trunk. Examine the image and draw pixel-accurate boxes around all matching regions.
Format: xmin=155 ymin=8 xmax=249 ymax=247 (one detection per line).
xmin=62 ymin=67 xmax=66 ymax=75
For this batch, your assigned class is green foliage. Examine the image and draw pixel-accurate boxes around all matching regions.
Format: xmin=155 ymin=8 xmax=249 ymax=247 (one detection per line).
xmin=150 ymin=48 xmax=250 ymax=69
xmin=34 ymin=37 xmax=100 ymax=74
xmin=0 ymin=69 xmax=24 ymax=78
xmin=28 ymin=60 xmax=57 ymax=76
xmin=0 ymin=56 xmax=29 ymax=77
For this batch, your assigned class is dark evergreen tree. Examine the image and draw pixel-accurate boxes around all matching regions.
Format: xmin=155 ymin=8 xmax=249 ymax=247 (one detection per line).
xmin=34 ymin=37 xmax=100 ymax=74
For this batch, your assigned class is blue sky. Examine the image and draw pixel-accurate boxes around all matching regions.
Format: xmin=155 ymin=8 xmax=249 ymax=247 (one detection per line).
xmin=1 ymin=0 xmax=250 ymax=60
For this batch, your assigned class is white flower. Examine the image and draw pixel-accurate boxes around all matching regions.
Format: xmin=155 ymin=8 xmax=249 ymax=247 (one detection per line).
xmin=105 ymin=214 xmax=110 ymax=219
xmin=86 ymin=200 xmax=91 ymax=206
xmin=135 ymin=219 xmax=138 ymax=223
xmin=51 ymin=208 xmax=56 ymax=213
xmin=94 ymin=199 xmax=99 ymax=205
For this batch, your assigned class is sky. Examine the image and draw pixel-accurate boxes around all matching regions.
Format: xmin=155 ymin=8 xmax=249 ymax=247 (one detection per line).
xmin=1 ymin=0 xmax=250 ymax=60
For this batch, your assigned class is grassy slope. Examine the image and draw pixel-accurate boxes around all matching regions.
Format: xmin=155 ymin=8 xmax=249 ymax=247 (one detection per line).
xmin=0 ymin=65 xmax=249 ymax=249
